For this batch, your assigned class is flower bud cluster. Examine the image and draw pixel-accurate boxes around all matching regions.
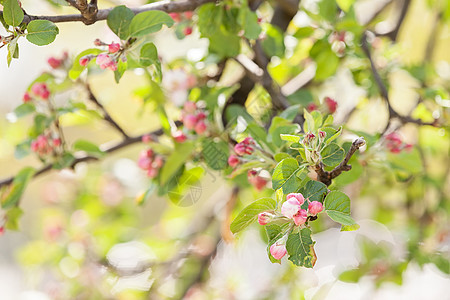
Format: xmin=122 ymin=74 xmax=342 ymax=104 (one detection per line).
xmin=181 ymin=101 xmax=207 ymax=135
xmin=169 ymin=11 xmax=194 ymax=36
xmin=228 ymin=137 xmax=256 ymax=168
xmin=247 ymin=170 xmax=268 ymax=191
xmin=137 ymin=149 xmax=165 ymax=178
xmin=79 ymin=40 xmax=124 ymax=71
xmin=258 ymin=192 xmax=324 ymax=260
xmin=47 ymin=52 xmax=68 ymax=69
xmin=385 ymin=132 xmax=413 ymax=153
xmin=24 ymin=83 xmax=51 ymax=101
xmin=306 ymin=97 xmax=338 ymax=114
xmin=31 ymin=134 xmax=62 ymax=158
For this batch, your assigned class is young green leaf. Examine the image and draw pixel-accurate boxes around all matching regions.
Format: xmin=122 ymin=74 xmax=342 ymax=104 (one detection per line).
xmin=321 ymin=143 xmax=344 ymax=167
xmin=324 ymin=191 xmax=356 ymax=226
xmin=286 ymin=228 xmax=317 ymax=268
xmin=1 ymin=167 xmax=35 ymax=209
xmin=230 ymin=197 xmax=277 ymax=234
xmin=159 ymin=141 xmax=195 ymax=186
xmin=139 ymin=43 xmax=158 ymax=67
xmin=73 ymin=139 xmax=104 ymax=157
xmin=69 ymin=48 xmax=102 ymax=80
xmin=129 ymin=10 xmax=174 ymax=37
xmin=26 ymin=20 xmax=59 ymax=46
xmin=3 ymin=0 xmax=24 ymax=26
xmin=272 ymin=158 xmax=307 ymax=194
xmin=107 ymin=5 xmax=134 ymax=40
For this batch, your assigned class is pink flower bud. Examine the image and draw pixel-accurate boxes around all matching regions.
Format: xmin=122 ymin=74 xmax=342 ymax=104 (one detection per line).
xmin=250 ymin=175 xmax=267 ymax=191
xmin=96 ymin=53 xmax=113 ymax=70
xmin=196 ymin=112 xmax=206 ymax=120
xmin=194 ymin=120 xmax=207 ymax=135
xmin=247 ymin=170 xmax=257 ymax=178
xmin=142 ymin=134 xmax=152 ymax=143
xmin=31 ymin=83 xmax=50 ymax=99
xmin=325 ymin=97 xmax=337 ymax=113
xmin=244 ymin=145 xmax=254 ymax=155
xmin=31 ymin=141 xmax=39 ymax=152
xmin=242 ymin=137 xmax=255 ymax=145
xmin=270 ymin=242 xmax=287 ymax=260
xmin=307 ymin=103 xmax=317 ymax=112
xmin=48 ymin=57 xmax=62 ymax=69
xmin=23 ymin=92 xmax=31 ymax=103
xmin=40 ymin=88 xmax=50 ymax=100
xmin=281 ymin=198 xmax=301 ymax=219
xmin=108 ymin=42 xmax=121 ymax=53
xmin=169 ymin=12 xmax=181 ymax=22
xmin=94 ymin=38 xmax=103 ymax=46
xmin=234 ymin=143 xmax=247 ymax=156
xmin=172 ymin=130 xmax=187 ymax=143
xmin=258 ymin=212 xmax=274 ymax=225
xmin=286 ymin=193 xmax=305 ymax=206
xmin=79 ymin=56 xmax=91 ymax=66
xmin=184 ymin=26 xmax=193 ymax=36
xmin=52 ymin=138 xmax=61 ymax=147
xmin=184 ymin=11 xmax=194 ymax=19
xmin=183 ymin=114 xmax=198 ymax=130
xmin=146 ymin=149 xmax=154 ymax=158
xmin=318 ymin=131 xmax=326 ymax=139
xmin=228 ymin=155 xmax=239 ymax=168
xmin=153 ymin=156 xmax=164 ymax=169
xmin=183 ymin=101 xmax=197 ymax=113
xmin=109 ymin=61 xmax=118 ymax=71
xmin=308 ymin=201 xmax=323 ymax=215
xmin=293 ymin=209 xmax=307 ymax=226
xmin=138 ymin=155 xmax=152 ymax=170
xmin=0 ymin=226 xmax=4 ymax=235
xmin=147 ymin=167 xmax=158 ymax=178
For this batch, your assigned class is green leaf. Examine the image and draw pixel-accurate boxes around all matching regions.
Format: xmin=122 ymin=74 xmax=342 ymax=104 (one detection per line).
xmin=246 ymin=123 xmax=275 ymax=152
xmin=336 ymin=0 xmax=355 ymax=12
xmin=4 ymin=207 xmax=23 ymax=230
xmin=301 ymin=180 xmax=327 ymax=203
xmin=73 ymin=139 xmax=104 ymax=157
xmin=52 ymin=152 xmax=75 ymax=170
xmin=1 ymin=167 xmax=35 ymax=209
xmin=13 ymin=102 xmax=35 ymax=117
xmin=139 ymin=42 xmax=158 ymax=67
xmin=303 ymin=108 xmax=315 ymax=132
xmin=280 ymin=134 xmax=300 ymax=143
xmin=286 ymin=228 xmax=317 ymax=268
xmin=7 ymin=36 xmax=19 ymax=66
xmin=341 ymin=223 xmax=360 ymax=231
xmin=274 ymin=153 xmax=291 ymax=162
xmin=3 ymin=0 xmax=24 ymax=26
xmin=272 ymin=158 xmax=307 ymax=194
xmin=69 ymin=48 xmax=102 ymax=80
xmin=230 ymin=197 xmax=277 ymax=234
xmin=261 ymin=23 xmax=285 ymax=57
xmin=201 ymin=139 xmax=229 ymax=171
xmin=315 ymin=48 xmax=339 ymax=80
xmin=321 ymin=143 xmax=344 ymax=167
xmin=160 ymin=141 xmax=195 ymax=186
xmin=324 ymin=191 xmax=356 ymax=226
xmin=323 ymin=126 xmax=342 ymax=145
xmin=268 ymin=117 xmax=300 ymax=147
xmin=208 ymin=26 xmax=241 ymax=57
xmin=107 ymin=5 xmax=134 ymax=40
xmin=318 ymin=0 xmax=337 ymax=22
xmin=279 ymin=105 xmax=301 ymax=121
xmin=242 ymin=7 xmax=261 ymax=40
xmin=15 ymin=141 xmax=30 ymax=159
xmin=129 ymin=10 xmax=174 ymax=37
xmin=168 ymin=167 xmax=205 ymax=206
xmin=26 ymin=20 xmax=59 ymax=46
xmin=114 ymin=59 xmax=127 ymax=83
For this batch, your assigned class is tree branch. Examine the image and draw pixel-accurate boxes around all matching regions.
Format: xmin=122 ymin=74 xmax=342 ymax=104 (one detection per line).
xmin=314 ymin=137 xmax=366 ymax=186
xmin=0 ymin=123 xmax=181 ymax=189
xmin=85 ymin=84 xmax=129 ymax=139
xmin=377 ymin=0 xmax=411 ymax=41
xmin=15 ymin=0 xmax=218 ymax=25
xmin=360 ymin=32 xmax=439 ymax=131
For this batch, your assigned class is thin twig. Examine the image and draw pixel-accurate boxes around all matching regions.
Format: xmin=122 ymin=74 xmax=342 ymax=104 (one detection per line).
xmin=360 ymin=32 xmax=439 ymax=131
xmin=314 ymin=137 xmax=366 ymax=186
xmin=0 ymin=123 xmax=181 ymax=189
xmin=14 ymin=0 xmax=218 ymax=25
xmin=85 ymin=84 xmax=129 ymax=139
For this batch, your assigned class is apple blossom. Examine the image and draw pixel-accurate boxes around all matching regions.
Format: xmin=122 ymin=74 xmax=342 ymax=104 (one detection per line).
xmin=48 ymin=57 xmax=62 ymax=69
xmin=286 ymin=193 xmax=305 ymax=206
xmin=270 ymin=241 xmax=287 ymax=260
xmin=234 ymin=143 xmax=247 ymax=156
xmin=79 ymin=56 xmax=91 ymax=66
xmin=184 ymin=101 xmax=197 ymax=113
xmin=308 ymin=201 xmax=323 ymax=215
xmin=195 ymin=120 xmax=207 ymax=135
xmin=183 ymin=114 xmax=198 ymax=130
xmin=228 ymin=155 xmax=239 ymax=167
xmin=325 ymin=97 xmax=337 ymax=113
xmin=142 ymin=134 xmax=152 ymax=143
xmin=293 ymin=209 xmax=308 ymax=226
xmin=108 ymin=42 xmax=121 ymax=53
xmin=172 ymin=130 xmax=187 ymax=143
xmin=184 ymin=26 xmax=193 ymax=36
xmin=23 ymin=92 xmax=31 ymax=103
xmin=281 ymin=198 xmax=301 ymax=219
xmin=258 ymin=212 xmax=274 ymax=225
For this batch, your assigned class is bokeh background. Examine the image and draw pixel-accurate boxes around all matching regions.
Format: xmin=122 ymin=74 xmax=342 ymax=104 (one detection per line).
xmin=1 ymin=0 xmax=449 ymax=299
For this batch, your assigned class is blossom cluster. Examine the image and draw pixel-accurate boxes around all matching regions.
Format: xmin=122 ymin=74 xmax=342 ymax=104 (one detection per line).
xmin=258 ymin=192 xmax=324 ymax=260
xmin=31 ymin=134 xmax=62 ymax=157
xmin=137 ymin=149 xmax=164 ymax=178
xmin=79 ymin=39 xmax=123 ymax=71
xmin=47 ymin=51 xmax=68 ymax=69
xmin=227 ymin=137 xmax=256 ymax=168
xmin=181 ymin=101 xmax=207 ymax=135
xmin=169 ymin=11 xmax=194 ymax=36
xmin=24 ymin=82 xmax=51 ymax=102
xmin=307 ymin=96 xmax=338 ymax=114
xmin=385 ymin=132 xmax=413 ymax=154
